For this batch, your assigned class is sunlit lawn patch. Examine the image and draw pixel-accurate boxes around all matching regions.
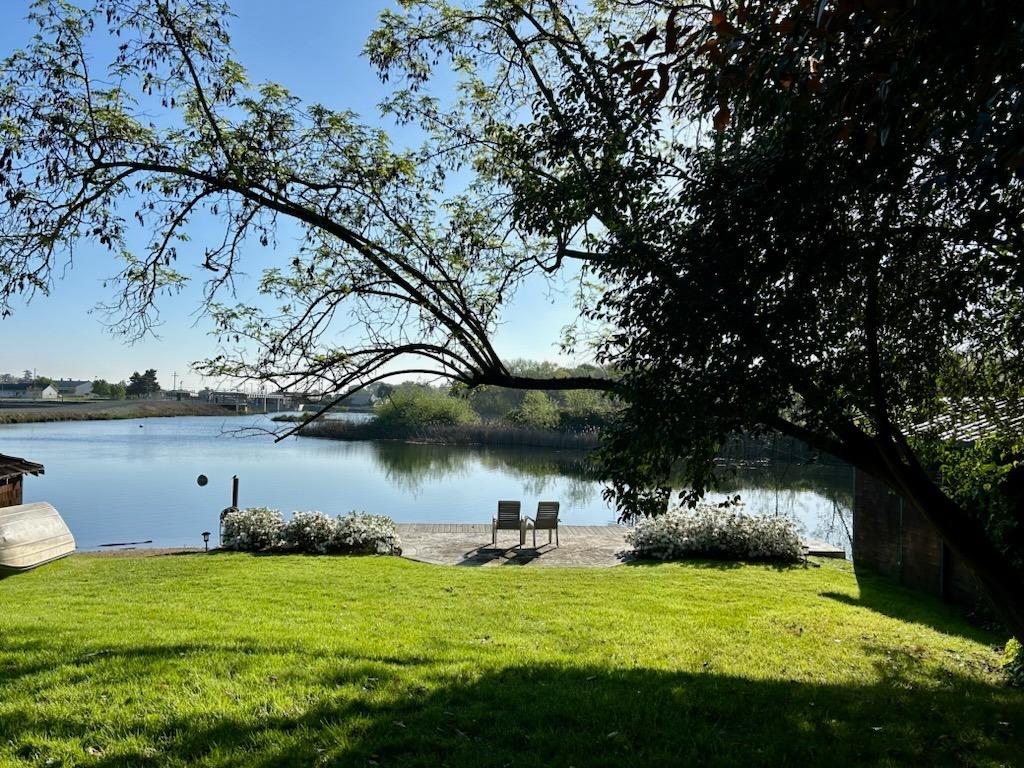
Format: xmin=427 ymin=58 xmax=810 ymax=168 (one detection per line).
xmin=0 ymin=554 xmax=1020 ymax=766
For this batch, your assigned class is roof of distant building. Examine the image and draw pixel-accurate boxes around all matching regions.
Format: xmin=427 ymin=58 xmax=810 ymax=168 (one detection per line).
xmin=0 ymin=382 xmax=49 ymax=391
xmin=912 ymin=398 xmax=1024 ymax=443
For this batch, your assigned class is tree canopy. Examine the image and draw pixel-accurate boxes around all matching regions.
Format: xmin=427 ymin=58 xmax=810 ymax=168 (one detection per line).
xmin=126 ymin=368 xmax=160 ymax=397
xmin=0 ymin=0 xmax=615 ymax=401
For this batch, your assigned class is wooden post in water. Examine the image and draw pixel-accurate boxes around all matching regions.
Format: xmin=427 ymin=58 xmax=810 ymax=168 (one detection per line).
xmin=231 ymin=475 xmax=239 ymax=508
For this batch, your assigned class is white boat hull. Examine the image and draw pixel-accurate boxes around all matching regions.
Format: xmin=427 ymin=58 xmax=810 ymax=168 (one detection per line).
xmin=0 ymin=502 xmax=76 ymax=573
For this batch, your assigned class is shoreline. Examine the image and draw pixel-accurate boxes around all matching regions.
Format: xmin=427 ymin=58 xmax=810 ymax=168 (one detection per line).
xmin=0 ymin=400 xmax=240 ymax=425
xmin=287 ymin=418 xmax=601 ymax=450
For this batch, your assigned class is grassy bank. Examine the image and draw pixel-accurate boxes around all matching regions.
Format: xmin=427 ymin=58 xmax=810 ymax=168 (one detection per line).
xmin=0 ymin=554 xmax=1020 ymax=766
xmin=290 ymin=417 xmax=600 ymax=449
xmin=0 ymin=399 xmax=237 ymax=424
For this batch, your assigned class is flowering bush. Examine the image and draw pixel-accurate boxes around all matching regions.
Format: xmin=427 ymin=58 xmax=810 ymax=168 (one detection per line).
xmin=333 ymin=511 xmax=402 ymax=555
xmin=625 ymin=504 xmax=803 ymax=562
xmin=221 ymin=507 xmax=285 ymax=551
xmin=280 ymin=510 xmax=336 ymax=554
xmin=220 ymin=507 xmax=401 ymax=556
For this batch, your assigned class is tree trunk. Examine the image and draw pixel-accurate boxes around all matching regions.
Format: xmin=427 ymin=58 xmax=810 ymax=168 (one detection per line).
xmin=773 ymin=418 xmax=1024 ymax=639
xmin=888 ymin=460 xmax=1024 ymax=640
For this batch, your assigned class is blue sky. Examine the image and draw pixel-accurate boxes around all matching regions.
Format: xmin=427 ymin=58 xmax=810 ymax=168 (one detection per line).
xmin=0 ymin=1 xmax=583 ymax=389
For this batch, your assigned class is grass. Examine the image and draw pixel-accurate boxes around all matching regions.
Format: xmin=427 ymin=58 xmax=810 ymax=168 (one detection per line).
xmin=0 ymin=555 xmax=1020 ymax=767
xmin=0 ymin=400 xmax=236 ymax=424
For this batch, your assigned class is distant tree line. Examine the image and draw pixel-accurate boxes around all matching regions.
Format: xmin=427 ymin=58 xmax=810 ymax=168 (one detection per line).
xmin=90 ymin=380 xmax=127 ymax=399
xmin=369 ymin=361 xmax=618 ymax=433
xmin=0 ymin=370 xmax=54 ymax=388
xmin=0 ymin=369 xmax=161 ymax=399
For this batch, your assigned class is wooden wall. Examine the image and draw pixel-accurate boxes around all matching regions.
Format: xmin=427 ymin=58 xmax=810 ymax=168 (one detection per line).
xmin=0 ymin=476 xmax=23 ymax=508
xmin=853 ymin=469 xmax=982 ymax=606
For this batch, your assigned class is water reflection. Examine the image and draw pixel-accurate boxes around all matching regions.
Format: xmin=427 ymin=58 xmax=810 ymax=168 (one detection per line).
xmin=364 ymin=441 xmax=854 ymax=552
xmin=368 ymin=442 xmax=601 ymax=508
xmin=0 ymin=415 xmax=853 ymax=552
xmin=713 ymin=462 xmax=854 ymax=548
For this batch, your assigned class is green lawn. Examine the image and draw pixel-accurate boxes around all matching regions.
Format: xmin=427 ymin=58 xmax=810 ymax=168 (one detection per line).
xmin=0 ymin=554 xmax=1020 ymax=767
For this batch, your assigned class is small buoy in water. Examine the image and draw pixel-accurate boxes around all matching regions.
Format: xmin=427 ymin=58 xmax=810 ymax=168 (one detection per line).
xmin=138 ymin=424 xmax=143 ymax=428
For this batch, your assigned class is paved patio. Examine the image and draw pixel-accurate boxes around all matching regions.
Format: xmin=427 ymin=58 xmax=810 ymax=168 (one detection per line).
xmin=396 ymin=524 xmax=847 ymax=567
xmin=397 ymin=523 xmax=632 ymax=567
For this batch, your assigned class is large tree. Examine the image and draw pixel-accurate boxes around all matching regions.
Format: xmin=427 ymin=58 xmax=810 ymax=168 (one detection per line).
xmin=0 ymin=0 xmax=616 ymax=404
xmin=595 ymin=0 xmax=1024 ymax=634
xmin=126 ymin=368 xmax=160 ymax=397
xmin=380 ymin=0 xmax=1024 ymax=635
xmin=1 ymin=0 xmax=1022 ymax=636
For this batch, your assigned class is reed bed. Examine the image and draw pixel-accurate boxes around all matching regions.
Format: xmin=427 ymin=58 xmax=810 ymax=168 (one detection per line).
xmin=0 ymin=400 xmax=235 ymax=424
xmin=297 ymin=418 xmax=601 ymax=449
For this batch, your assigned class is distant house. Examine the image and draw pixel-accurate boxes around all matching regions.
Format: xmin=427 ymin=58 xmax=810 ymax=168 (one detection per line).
xmin=0 ymin=454 xmax=44 ymax=508
xmin=324 ymin=388 xmax=374 ymax=408
xmin=162 ymin=389 xmax=195 ymax=401
xmin=200 ymin=389 xmax=249 ymax=406
xmin=853 ymin=400 xmax=1022 ymax=607
xmin=55 ymin=379 xmax=93 ymax=397
xmin=0 ymin=383 xmax=59 ymax=400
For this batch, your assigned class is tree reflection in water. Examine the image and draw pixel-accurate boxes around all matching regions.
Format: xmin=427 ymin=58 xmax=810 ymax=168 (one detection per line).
xmin=366 ymin=442 xmax=854 ymax=550
xmin=369 ymin=442 xmax=603 ymax=509
xmin=710 ymin=462 xmax=854 ymax=551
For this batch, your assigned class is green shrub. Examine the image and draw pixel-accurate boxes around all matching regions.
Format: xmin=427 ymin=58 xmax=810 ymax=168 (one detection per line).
xmin=1003 ymin=638 xmax=1024 ymax=687
xmin=506 ymin=391 xmax=560 ymax=430
xmin=557 ymin=389 xmax=616 ymax=432
xmin=374 ymin=384 xmax=480 ymax=428
xmin=913 ymin=435 xmax=1023 ymax=574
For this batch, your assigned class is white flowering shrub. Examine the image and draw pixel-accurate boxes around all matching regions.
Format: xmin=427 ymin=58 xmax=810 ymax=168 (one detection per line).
xmin=280 ymin=510 xmax=336 ymax=553
xmin=625 ymin=504 xmax=803 ymax=562
xmin=220 ymin=507 xmax=401 ymax=556
xmin=332 ymin=511 xmax=402 ymax=555
xmin=221 ymin=507 xmax=285 ymax=551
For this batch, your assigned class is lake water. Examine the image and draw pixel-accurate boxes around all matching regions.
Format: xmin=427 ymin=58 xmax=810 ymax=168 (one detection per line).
xmin=1 ymin=415 xmax=854 ymax=551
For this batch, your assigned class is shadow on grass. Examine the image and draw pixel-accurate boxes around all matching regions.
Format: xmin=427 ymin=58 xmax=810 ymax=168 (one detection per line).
xmin=0 ymin=637 xmax=1020 ymax=767
xmin=622 ymin=557 xmax=803 ymax=572
xmin=820 ymin=566 xmax=998 ymax=643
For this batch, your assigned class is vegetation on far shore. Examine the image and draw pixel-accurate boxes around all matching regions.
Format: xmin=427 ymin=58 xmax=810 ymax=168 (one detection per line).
xmin=280 ymin=370 xmax=615 ymax=449
xmin=0 ymin=399 xmax=236 ymax=425
xmin=1 ymin=554 xmax=1020 ymax=767
xmin=294 ymin=418 xmax=601 ymax=449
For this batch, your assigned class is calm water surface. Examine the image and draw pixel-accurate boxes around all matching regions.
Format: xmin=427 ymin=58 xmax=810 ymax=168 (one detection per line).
xmin=1 ymin=415 xmax=853 ymax=551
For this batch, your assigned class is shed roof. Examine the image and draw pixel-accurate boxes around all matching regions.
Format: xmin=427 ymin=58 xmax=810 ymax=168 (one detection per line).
xmin=0 ymin=454 xmax=45 ymax=480
xmin=912 ymin=398 xmax=1024 ymax=443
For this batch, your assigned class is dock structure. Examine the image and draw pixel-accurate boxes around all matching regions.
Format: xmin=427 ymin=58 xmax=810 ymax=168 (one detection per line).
xmin=396 ymin=524 xmax=846 ymax=567
xmin=802 ymin=538 xmax=847 ymax=558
